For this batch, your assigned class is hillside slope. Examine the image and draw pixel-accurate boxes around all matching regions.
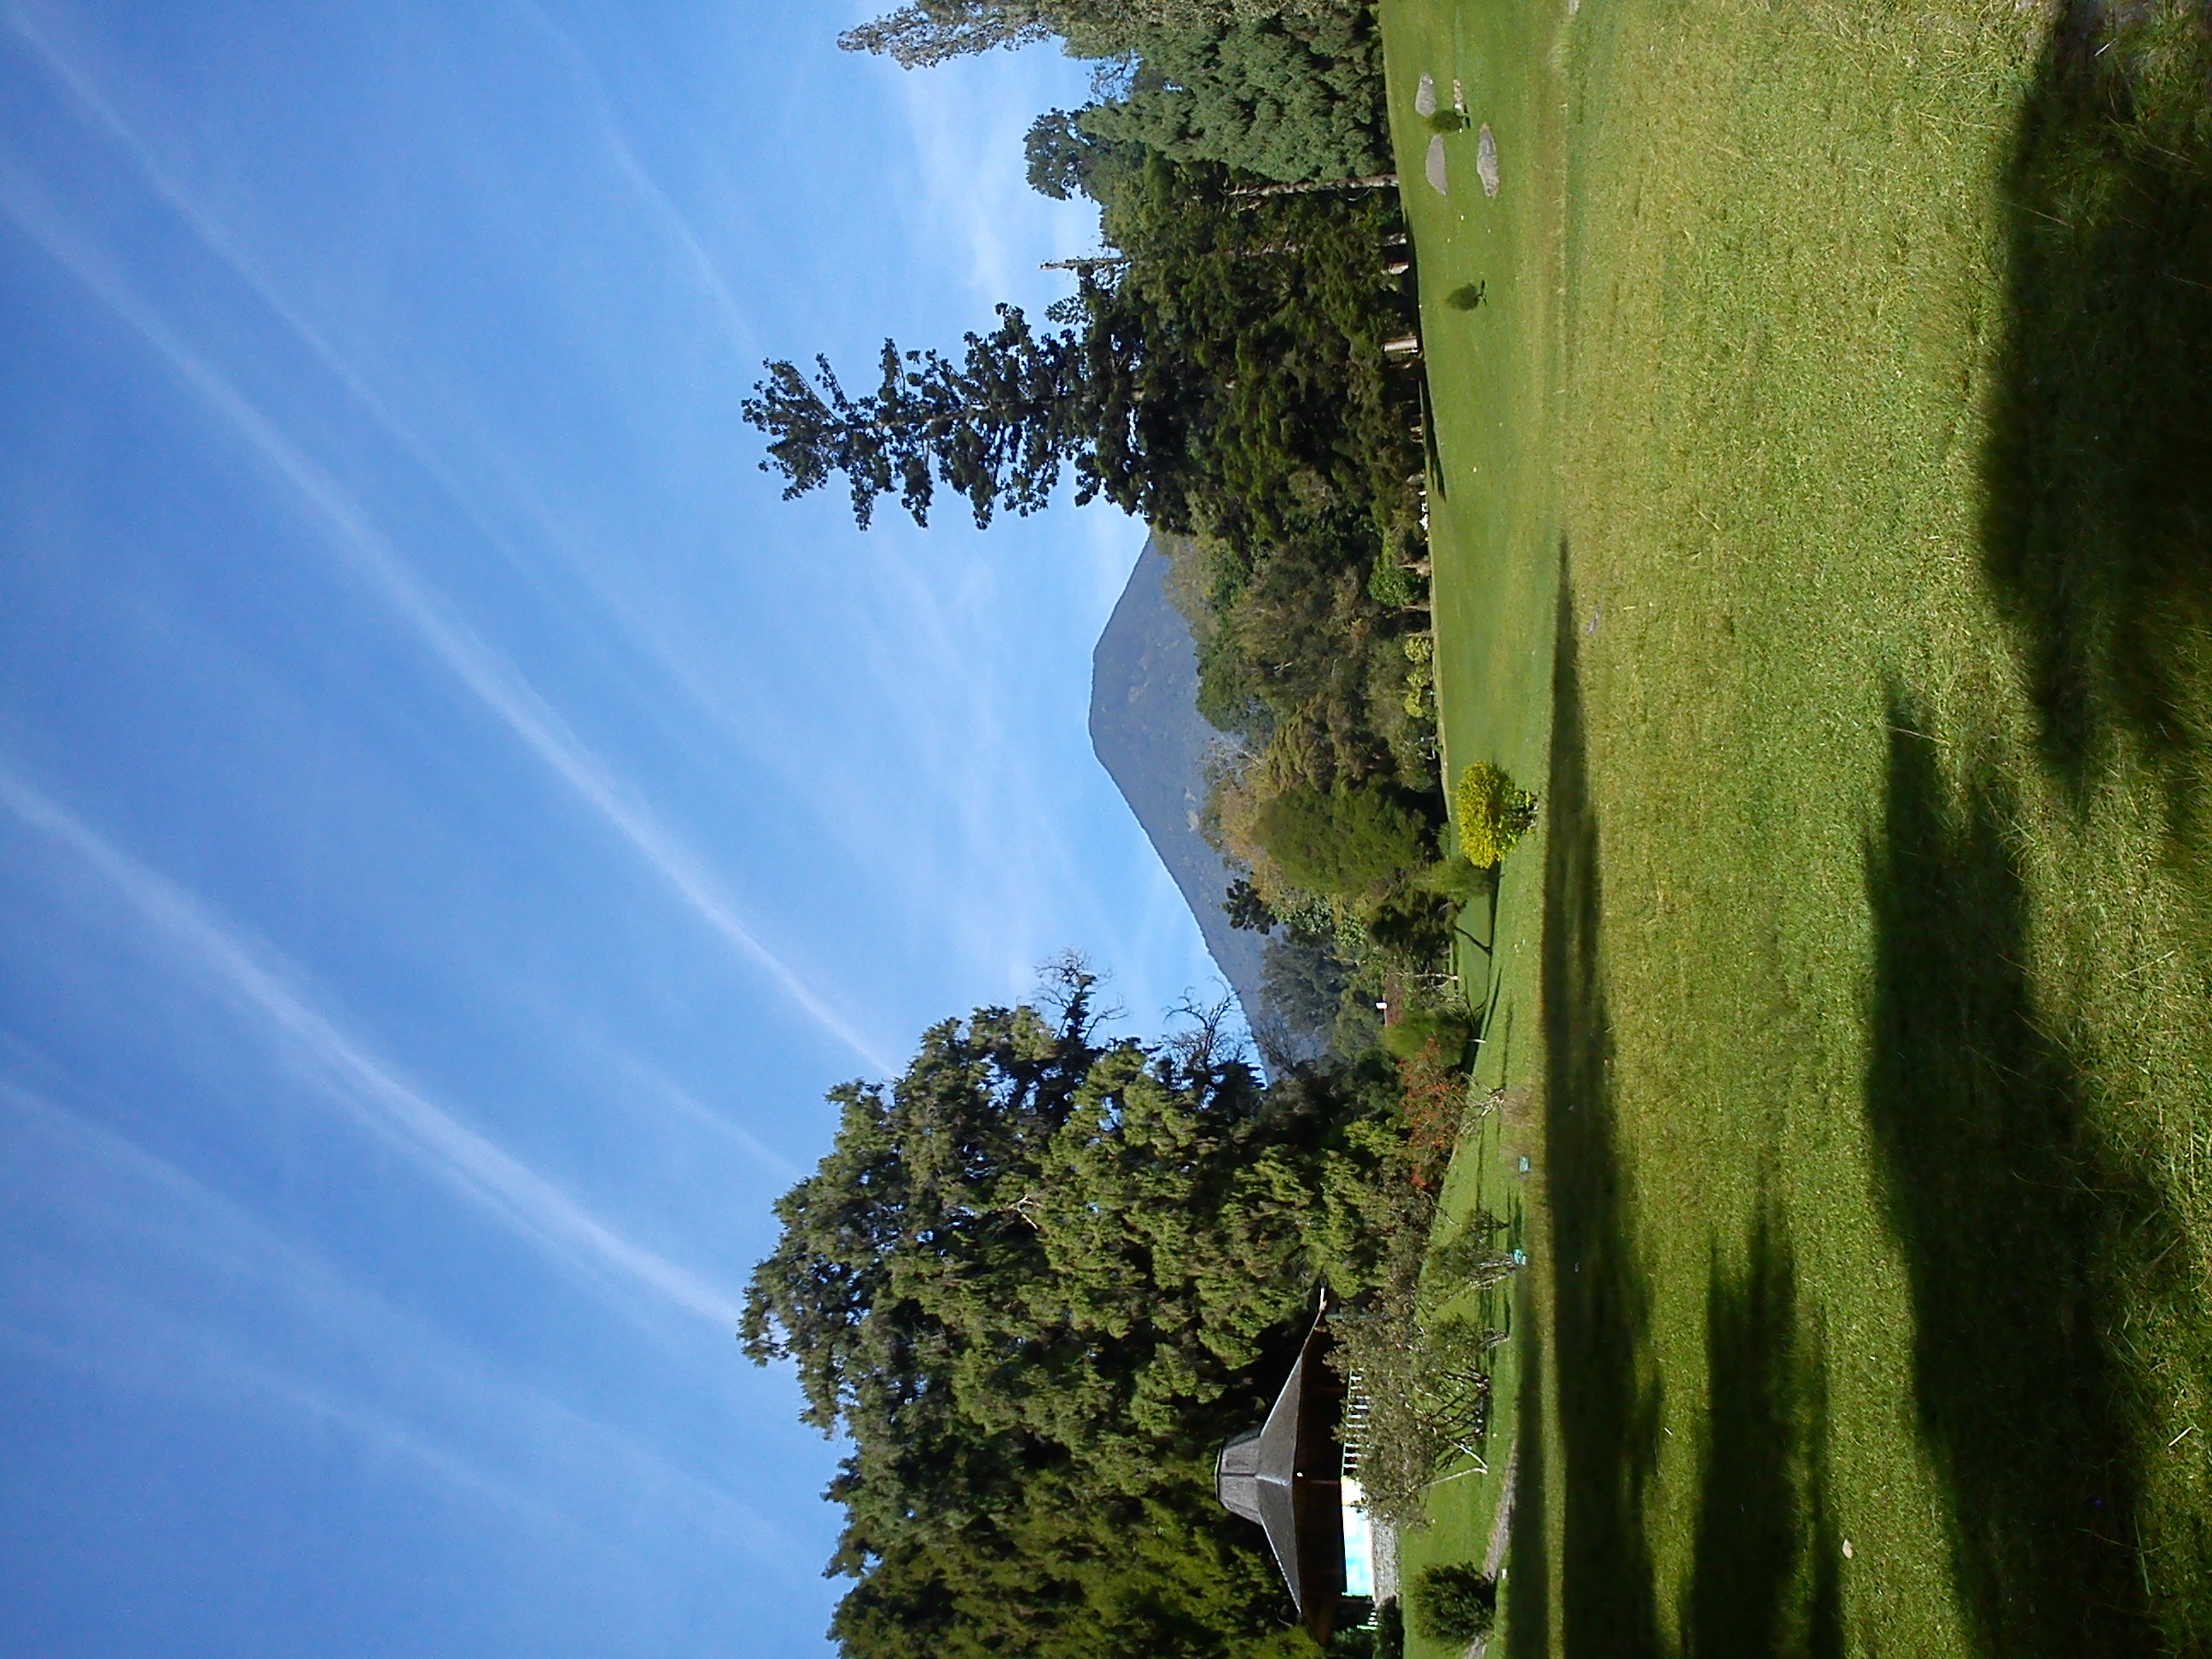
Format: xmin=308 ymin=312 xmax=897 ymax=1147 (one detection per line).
xmin=1090 ymin=538 xmax=1324 ymax=1064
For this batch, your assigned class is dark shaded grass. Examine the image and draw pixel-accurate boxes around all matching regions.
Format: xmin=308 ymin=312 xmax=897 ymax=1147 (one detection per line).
xmin=1864 ymin=707 xmax=2174 ymax=1655
xmin=1985 ymin=0 xmax=2212 ymax=847
xmin=1407 ymin=0 xmax=2212 ymax=1647
xmin=1542 ymin=555 xmax=1663 ymax=1659
xmin=1679 ymin=1204 xmax=1843 ymax=1659
xmin=1505 ymin=1270 xmax=1548 ymax=1659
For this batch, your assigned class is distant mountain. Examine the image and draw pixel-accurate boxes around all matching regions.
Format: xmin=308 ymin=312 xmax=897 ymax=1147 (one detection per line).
xmin=1090 ymin=537 xmax=1324 ymax=1068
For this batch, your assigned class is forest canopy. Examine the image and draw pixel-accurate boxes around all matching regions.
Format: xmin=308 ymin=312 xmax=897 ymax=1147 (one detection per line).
xmin=741 ymin=965 xmax=1420 ymax=1658
xmin=748 ymin=0 xmax=1455 ymax=1062
xmin=740 ymin=13 xmax=1486 ymax=1640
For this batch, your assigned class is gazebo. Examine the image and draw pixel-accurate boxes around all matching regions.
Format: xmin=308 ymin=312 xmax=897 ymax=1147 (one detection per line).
xmin=1214 ymin=1312 xmax=1349 ymax=1641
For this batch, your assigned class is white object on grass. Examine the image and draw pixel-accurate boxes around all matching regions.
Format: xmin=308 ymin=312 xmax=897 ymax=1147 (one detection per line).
xmin=1427 ymin=135 xmax=1449 ymax=195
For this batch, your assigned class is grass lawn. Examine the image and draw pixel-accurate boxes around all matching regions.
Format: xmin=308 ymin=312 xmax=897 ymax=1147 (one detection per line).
xmin=1378 ymin=0 xmax=2212 ymax=1653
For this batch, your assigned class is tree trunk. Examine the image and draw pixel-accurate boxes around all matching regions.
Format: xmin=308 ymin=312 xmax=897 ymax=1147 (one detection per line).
xmin=1229 ymin=173 xmax=1400 ymax=198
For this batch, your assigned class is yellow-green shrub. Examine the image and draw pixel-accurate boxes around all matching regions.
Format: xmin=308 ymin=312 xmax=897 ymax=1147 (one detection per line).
xmin=1453 ymin=763 xmax=1537 ymax=867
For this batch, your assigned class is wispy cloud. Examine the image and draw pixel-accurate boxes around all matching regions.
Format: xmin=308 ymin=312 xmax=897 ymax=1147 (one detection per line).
xmin=603 ymin=1055 xmax=806 ymax=1186
xmin=0 ymin=7 xmax=815 ymax=827
xmin=0 ymin=157 xmax=892 ymax=1074
xmin=6 ymin=0 xmax=756 ymax=358
xmin=0 ymin=762 xmax=749 ymax=1331
xmin=0 ymin=1077 xmax=804 ymax=1568
xmin=508 ymin=0 xmax=757 ymax=359
xmin=882 ymin=44 xmax=1097 ymax=308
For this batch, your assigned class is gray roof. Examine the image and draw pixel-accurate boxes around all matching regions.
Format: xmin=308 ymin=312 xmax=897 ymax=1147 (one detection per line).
xmin=1214 ymin=1318 xmax=1345 ymax=1636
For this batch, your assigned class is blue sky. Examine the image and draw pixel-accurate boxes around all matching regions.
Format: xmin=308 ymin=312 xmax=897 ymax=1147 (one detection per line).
xmin=0 ymin=4 xmax=1222 ymax=1654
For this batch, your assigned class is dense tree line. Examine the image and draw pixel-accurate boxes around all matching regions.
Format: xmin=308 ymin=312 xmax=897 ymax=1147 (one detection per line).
xmin=741 ymin=15 xmax=1496 ymax=1650
xmin=750 ymin=0 xmax=1456 ymax=1057
xmin=843 ymin=1 xmax=1388 ymax=188
xmin=742 ymin=967 xmax=1417 ymax=1657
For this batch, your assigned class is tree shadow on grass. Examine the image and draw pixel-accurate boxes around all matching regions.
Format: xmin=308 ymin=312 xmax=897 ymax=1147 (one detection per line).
xmin=1543 ymin=549 xmax=1664 ymax=1659
xmin=1864 ymin=701 xmax=2167 ymax=1655
xmin=1983 ymin=0 xmax=2212 ymax=848
xmin=1505 ymin=1270 xmax=1548 ymax=1659
xmin=1679 ymin=1202 xmax=1843 ymax=1659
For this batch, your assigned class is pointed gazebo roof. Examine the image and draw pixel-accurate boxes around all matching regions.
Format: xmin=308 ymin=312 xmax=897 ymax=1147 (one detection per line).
xmin=1214 ymin=1310 xmax=1347 ymax=1640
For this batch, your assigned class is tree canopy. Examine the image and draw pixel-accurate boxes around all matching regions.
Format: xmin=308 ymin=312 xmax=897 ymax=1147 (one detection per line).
xmin=742 ymin=965 xmax=1408 ymax=1656
xmin=1072 ymin=14 xmax=1387 ymax=185
xmin=840 ymin=0 xmax=1371 ymax=72
xmin=755 ymin=0 xmax=1448 ymax=1069
xmin=745 ymin=158 xmax=1413 ymax=553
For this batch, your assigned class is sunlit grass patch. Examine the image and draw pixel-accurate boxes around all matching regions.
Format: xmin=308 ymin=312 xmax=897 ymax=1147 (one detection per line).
xmin=1382 ymin=0 xmax=2212 ymax=1651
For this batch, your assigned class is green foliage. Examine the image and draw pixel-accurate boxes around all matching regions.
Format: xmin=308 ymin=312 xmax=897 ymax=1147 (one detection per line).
xmin=742 ymin=963 xmax=1403 ymax=1656
xmin=1223 ymin=876 xmax=1278 ymax=933
xmin=1091 ymin=159 xmax=1419 ymax=560
xmin=1255 ymin=782 xmax=1433 ymax=900
xmin=1412 ymin=854 xmax=1485 ymax=902
xmin=1452 ymin=762 xmax=1537 ymax=867
xmin=1378 ymin=1005 xmax=1470 ymax=1068
xmin=830 ymin=1473 xmax=1312 ymax=1659
xmin=1367 ymin=551 xmax=1418 ymax=609
xmin=743 ymin=307 xmax=1103 ymax=530
xmin=1025 ymin=108 xmax=1146 ymax=202
xmin=1373 ymin=1598 xmax=1405 ymax=1659
xmin=1259 ymin=930 xmax=1353 ymax=1040
xmin=1371 ymin=641 xmax=1441 ymax=793
xmin=748 ymin=160 xmax=1418 ymax=562
xmin=1410 ymin=1564 xmax=1498 ymax=1643
xmin=841 ymin=0 xmax=1371 ymax=75
xmin=1400 ymin=669 xmax=1432 ymax=723
xmin=837 ymin=2 xmax=1051 ymax=66
xmin=1074 ymin=13 xmax=1388 ymax=184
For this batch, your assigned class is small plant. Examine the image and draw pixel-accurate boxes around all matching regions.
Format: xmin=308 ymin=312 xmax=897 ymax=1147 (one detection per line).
xmin=1426 ymin=108 xmax=1470 ymax=133
xmin=1374 ymin=1598 xmax=1405 ymax=1659
xmin=1381 ymin=1004 xmax=1472 ymax=1068
xmin=1370 ymin=552 xmax=1420 ymax=608
xmin=1415 ymin=854 xmax=1486 ymax=902
xmin=1412 ymin=1563 xmax=1498 ymax=1643
xmin=1419 ymin=1212 xmax=1520 ymax=1314
xmin=1402 ymin=661 xmax=1435 ymax=719
xmin=1446 ymin=282 xmax=1487 ymax=311
xmin=1454 ymin=763 xmax=1538 ymax=867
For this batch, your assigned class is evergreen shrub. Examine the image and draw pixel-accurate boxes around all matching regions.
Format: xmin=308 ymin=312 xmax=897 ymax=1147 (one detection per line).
xmin=1453 ymin=764 xmax=1537 ymax=867
xmin=1380 ymin=1006 xmax=1471 ymax=1067
xmin=1256 ymin=782 xmax=1433 ymax=899
xmin=1375 ymin=1597 xmax=1405 ymax=1659
xmin=1411 ymin=1563 xmax=1498 ymax=1642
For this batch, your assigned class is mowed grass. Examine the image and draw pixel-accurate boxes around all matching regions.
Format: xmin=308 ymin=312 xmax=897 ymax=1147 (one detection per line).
xmin=1382 ymin=0 xmax=2212 ymax=1654
xmin=1375 ymin=0 xmax=1567 ymax=1646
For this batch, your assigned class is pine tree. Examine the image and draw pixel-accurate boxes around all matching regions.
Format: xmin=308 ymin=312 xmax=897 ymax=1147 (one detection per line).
xmin=1075 ymin=14 xmax=1388 ymax=184
xmin=740 ymin=965 xmax=1400 ymax=1656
